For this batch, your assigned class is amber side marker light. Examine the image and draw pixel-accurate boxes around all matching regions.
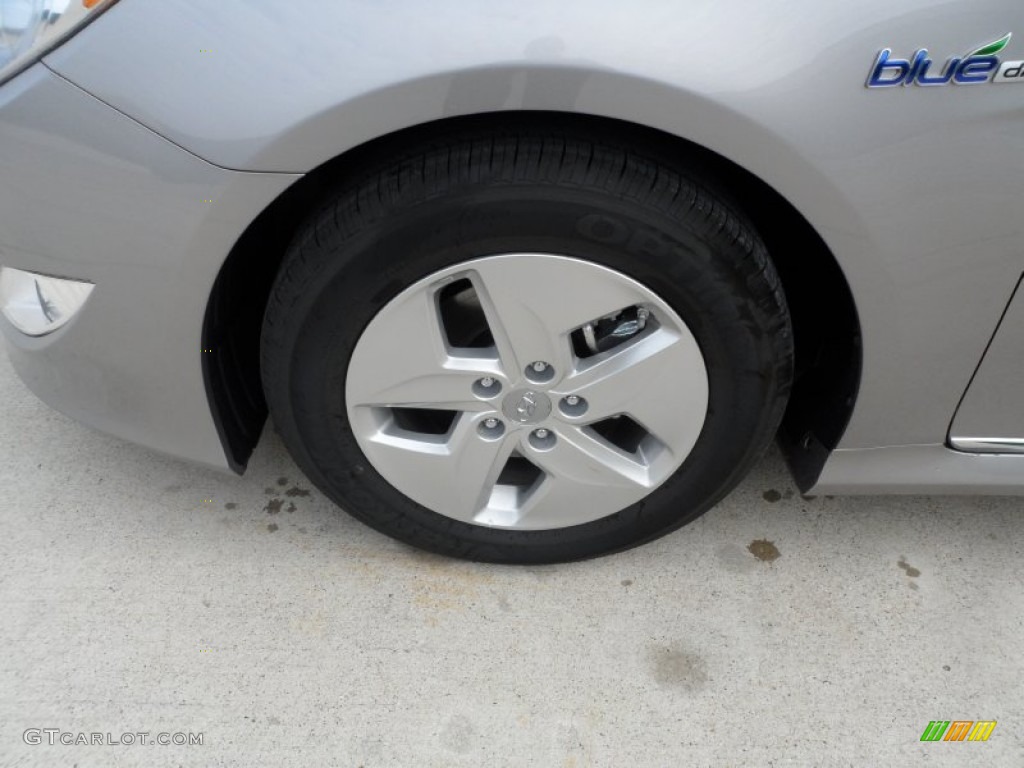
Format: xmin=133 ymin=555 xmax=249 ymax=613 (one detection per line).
xmin=0 ymin=267 xmax=95 ymax=337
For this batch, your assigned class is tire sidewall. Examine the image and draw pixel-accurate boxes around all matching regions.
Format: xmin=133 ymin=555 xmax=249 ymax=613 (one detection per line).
xmin=266 ymin=180 xmax=788 ymax=562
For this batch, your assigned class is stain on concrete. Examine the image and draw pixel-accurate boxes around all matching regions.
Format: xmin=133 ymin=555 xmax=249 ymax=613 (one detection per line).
xmin=286 ymin=502 xmax=297 ymax=513
xmin=748 ymin=539 xmax=781 ymax=562
xmin=264 ymin=499 xmax=283 ymax=515
xmin=556 ymin=723 xmax=590 ymax=764
xmin=762 ymin=489 xmax=782 ymax=503
xmin=908 ymin=581 xmax=919 ymax=591
xmin=277 ymin=477 xmax=288 ymax=486
xmin=224 ymin=502 xmax=237 ymax=510
xmin=202 ymin=598 xmax=211 ymax=608
xmin=267 ymin=523 xmax=279 ymax=533
xmin=404 ymin=551 xmax=497 ymax=618
xmin=439 ymin=714 xmax=475 ymax=754
xmin=264 ymin=487 xmax=275 ymax=495
xmin=289 ymin=609 xmax=327 ymax=638
xmin=943 ymin=665 xmax=951 ymax=672
xmin=621 ymin=579 xmax=634 ymax=587
xmin=648 ymin=644 xmax=709 ymax=691
xmin=897 ymin=557 xmax=921 ymax=577
xmin=285 ymin=486 xmax=311 ymax=498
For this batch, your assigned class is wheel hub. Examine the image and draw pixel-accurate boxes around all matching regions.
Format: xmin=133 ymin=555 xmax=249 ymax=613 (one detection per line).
xmin=502 ymin=388 xmax=552 ymax=425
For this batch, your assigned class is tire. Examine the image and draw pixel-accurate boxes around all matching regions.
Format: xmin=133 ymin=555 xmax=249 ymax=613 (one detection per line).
xmin=260 ymin=122 xmax=793 ymax=564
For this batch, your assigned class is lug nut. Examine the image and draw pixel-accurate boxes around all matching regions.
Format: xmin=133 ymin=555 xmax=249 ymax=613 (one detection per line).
xmin=559 ymin=395 xmax=588 ymax=417
xmin=473 ymin=376 xmax=502 ymax=399
xmin=528 ymin=427 xmax=556 ymax=451
xmin=478 ymin=417 xmax=506 ymax=440
xmin=525 ymin=361 xmax=555 ymax=383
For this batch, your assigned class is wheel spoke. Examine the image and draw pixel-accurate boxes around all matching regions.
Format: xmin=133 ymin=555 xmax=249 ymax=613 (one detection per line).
xmin=349 ymin=369 xmax=495 ymax=412
xmin=363 ymin=414 xmax=518 ymax=524
xmin=346 ymin=286 xmax=500 ymax=411
xmin=514 ymin=427 xmax=650 ymax=527
xmin=556 ymin=327 xmax=707 ymax=455
xmin=469 ymin=255 xmax=648 ymax=377
xmin=531 ymin=426 xmax=652 ymax=487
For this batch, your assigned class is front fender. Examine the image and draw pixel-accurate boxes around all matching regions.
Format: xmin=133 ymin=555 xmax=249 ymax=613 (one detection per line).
xmin=43 ymin=0 xmax=1024 ymax=456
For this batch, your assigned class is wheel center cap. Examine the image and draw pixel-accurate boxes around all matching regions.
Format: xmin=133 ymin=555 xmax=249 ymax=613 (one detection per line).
xmin=502 ymin=388 xmax=552 ymax=424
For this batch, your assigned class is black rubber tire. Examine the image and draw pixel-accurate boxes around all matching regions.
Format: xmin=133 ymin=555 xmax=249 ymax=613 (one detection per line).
xmin=261 ymin=123 xmax=793 ymax=564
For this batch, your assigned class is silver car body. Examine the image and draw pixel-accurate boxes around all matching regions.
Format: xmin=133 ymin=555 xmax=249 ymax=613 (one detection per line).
xmin=3 ymin=0 xmax=1024 ymax=494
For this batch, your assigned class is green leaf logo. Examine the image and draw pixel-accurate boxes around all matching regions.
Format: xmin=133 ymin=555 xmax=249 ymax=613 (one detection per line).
xmin=969 ymin=32 xmax=1012 ymax=57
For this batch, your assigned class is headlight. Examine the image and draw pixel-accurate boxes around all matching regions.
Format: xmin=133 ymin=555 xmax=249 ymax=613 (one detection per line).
xmin=0 ymin=0 xmax=117 ymax=86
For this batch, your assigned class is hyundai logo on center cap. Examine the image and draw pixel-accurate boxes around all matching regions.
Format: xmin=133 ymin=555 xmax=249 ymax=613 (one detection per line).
xmin=502 ymin=389 xmax=552 ymax=424
xmin=516 ymin=392 xmax=537 ymax=419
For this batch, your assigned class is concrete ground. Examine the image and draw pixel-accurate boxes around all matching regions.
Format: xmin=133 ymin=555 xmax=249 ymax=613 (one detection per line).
xmin=0 ymin=348 xmax=1021 ymax=768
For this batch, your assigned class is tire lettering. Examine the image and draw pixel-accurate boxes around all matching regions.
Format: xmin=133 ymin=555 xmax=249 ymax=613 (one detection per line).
xmin=577 ymin=213 xmax=696 ymax=260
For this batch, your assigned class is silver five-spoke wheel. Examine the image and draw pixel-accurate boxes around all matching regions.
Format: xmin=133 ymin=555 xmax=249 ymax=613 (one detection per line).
xmin=346 ymin=254 xmax=709 ymax=530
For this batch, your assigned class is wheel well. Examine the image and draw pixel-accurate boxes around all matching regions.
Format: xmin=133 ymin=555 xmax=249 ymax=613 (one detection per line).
xmin=202 ymin=111 xmax=861 ymax=487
